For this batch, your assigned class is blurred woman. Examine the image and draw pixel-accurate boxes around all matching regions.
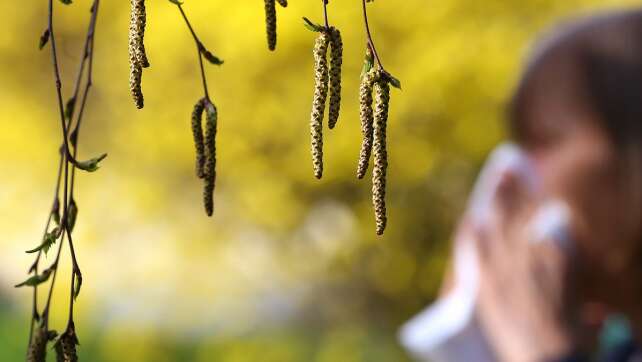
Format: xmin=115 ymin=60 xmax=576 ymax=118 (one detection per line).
xmin=475 ymin=9 xmax=642 ymax=362
xmin=402 ymin=8 xmax=642 ymax=362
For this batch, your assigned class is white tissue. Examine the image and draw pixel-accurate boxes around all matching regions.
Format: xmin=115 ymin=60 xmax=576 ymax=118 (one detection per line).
xmin=529 ymin=200 xmax=572 ymax=253
xmin=468 ymin=143 xmax=538 ymax=227
xmin=399 ymin=143 xmax=572 ymax=362
xmin=399 ymin=240 xmax=496 ymax=362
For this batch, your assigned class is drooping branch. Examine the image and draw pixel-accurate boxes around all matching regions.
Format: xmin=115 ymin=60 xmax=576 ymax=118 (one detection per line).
xmin=24 ymin=0 xmax=101 ymax=351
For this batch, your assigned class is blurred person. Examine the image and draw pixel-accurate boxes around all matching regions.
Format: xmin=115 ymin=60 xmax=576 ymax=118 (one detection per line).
xmin=402 ymin=8 xmax=642 ymax=362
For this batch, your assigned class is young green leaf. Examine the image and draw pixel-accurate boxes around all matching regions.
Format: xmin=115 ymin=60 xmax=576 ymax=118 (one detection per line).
xmin=26 ymin=227 xmax=60 ymax=255
xmin=69 ymin=127 xmax=79 ymax=147
xmin=66 ymin=198 xmax=78 ymax=233
xmin=39 ymin=29 xmax=50 ymax=50
xmin=52 ymin=197 xmax=61 ymax=225
xmin=388 ymin=74 xmax=402 ymax=90
xmin=199 ymin=46 xmax=224 ymax=65
xmin=302 ymin=17 xmax=324 ymax=33
xmin=15 ymin=268 xmax=54 ymax=288
xmin=64 ymin=96 xmax=76 ymax=122
xmin=74 ymin=153 xmax=108 ymax=172
xmin=73 ymin=271 xmax=82 ymax=300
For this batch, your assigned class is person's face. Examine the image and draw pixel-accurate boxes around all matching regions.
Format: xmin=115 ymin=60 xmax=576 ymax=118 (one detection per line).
xmin=519 ymin=85 xmax=636 ymax=306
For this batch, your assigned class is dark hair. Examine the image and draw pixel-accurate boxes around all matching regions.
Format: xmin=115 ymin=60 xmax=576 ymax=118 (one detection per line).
xmin=509 ymin=9 xmax=642 ymax=236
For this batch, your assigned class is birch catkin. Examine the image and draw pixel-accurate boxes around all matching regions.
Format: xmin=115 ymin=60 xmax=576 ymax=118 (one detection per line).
xmin=27 ymin=327 xmax=49 ymax=362
xmin=327 ymin=27 xmax=343 ymax=130
xmin=357 ymin=67 xmax=380 ymax=179
xmin=264 ymin=0 xmax=277 ymax=51
xmin=128 ymin=58 xmax=144 ymax=109
xmin=130 ymin=0 xmax=148 ymax=68
xmin=128 ymin=0 xmax=148 ymax=109
xmin=276 ymin=0 xmax=288 ymax=7
xmin=372 ymin=78 xmax=390 ymax=235
xmin=310 ymin=31 xmax=330 ymax=179
xmin=191 ymin=98 xmax=207 ymax=179
xmin=138 ymin=0 xmax=150 ymax=68
xmin=54 ymin=333 xmax=78 ymax=362
xmin=203 ymin=101 xmax=218 ymax=217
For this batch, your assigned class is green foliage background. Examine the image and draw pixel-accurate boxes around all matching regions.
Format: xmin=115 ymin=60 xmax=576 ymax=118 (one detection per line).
xmin=0 ymin=0 xmax=638 ymax=360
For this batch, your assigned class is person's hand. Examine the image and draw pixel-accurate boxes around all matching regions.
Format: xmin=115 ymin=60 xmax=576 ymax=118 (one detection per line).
xmin=471 ymin=171 xmax=575 ymax=362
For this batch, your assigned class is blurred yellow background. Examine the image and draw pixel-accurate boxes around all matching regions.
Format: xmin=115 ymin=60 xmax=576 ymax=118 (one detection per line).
xmin=0 ymin=0 xmax=638 ymax=360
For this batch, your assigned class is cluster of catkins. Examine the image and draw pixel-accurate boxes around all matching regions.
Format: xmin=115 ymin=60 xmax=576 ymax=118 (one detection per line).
xmin=358 ymin=46 xmax=394 ymax=236
xmin=191 ymin=98 xmax=218 ymax=216
xmin=27 ymin=326 xmax=78 ymax=362
xmin=264 ymin=0 xmax=288 ymax=51
xmin=126 ymin=1 xmax=396 ymax=235
xmin=304 ymin=15 xmax=397 ymax=235
xmin=308 ymin=23 xmax=343 ymax=179
xmin=129 ymin=0 xmax=149 ymax=109
xmin=129 ymin=1 xmax=222 ymax=218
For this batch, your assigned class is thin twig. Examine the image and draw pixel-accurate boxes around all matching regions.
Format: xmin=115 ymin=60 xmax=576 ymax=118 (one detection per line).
xmin=41 ymin=227 xmax=66 ymax=329
xmin=322 ymin=0 xmax=329 ymax=29
xmin=43 ymin=122 xmax=70 ymax=329
xmin=66 ymin=0 xmax=99 ymax=331
xmin=176 ymin=4 xmax=211 ymax=100
xmin=70 ymin=0 xmax=100 ymax=197
xmin=65 ymin=214 xmax=83 ymax=326
xmin=68 ymin=268 xmax=77 ymax=330
xmin=41 ymin=124 xmax=72 ymax=330
xmin=196 ymin=49 xmax=210 ymax=100
xmin=26 ymin=152 xmax=62 ymax=350
xmin=47 ymin=0 xmax=92 ymax=170
xmin=361 ymin=0 xmax=384 ymax=70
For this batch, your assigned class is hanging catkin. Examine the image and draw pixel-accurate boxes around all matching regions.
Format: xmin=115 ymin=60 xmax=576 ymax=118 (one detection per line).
xmin=264 ymin=0 xmax=277 ymax=51
xmin=357 ymin=67 xmax=380 ymax=179
xmin=327 ymin=27 xmax=343 ymax=130
xmin=128 ymin=0 xmax=148 ymax=109
xmin=54 ymin=333 xmax=78 ymax=362
xmin=310 ymin=31 xmax=330 ymax=179
xmin=203 ymin=101 xmax=218 ymax=217
xmin=372 ymin=78 xmax=390 ymax=235
xmin=27 ymin=327 xmax=50 ymax=362
xmin=276 ymin=0 xmax=288 ymax=7
xmin=128 ymin=59 xmax=144 ymax=109
xmin=137 ymin=0 xmax=150 ymax=68
xmin=191 ymin=98 xmax=206 ymax=179
xmin=129 ymin=0 xmax=148 ymax=68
